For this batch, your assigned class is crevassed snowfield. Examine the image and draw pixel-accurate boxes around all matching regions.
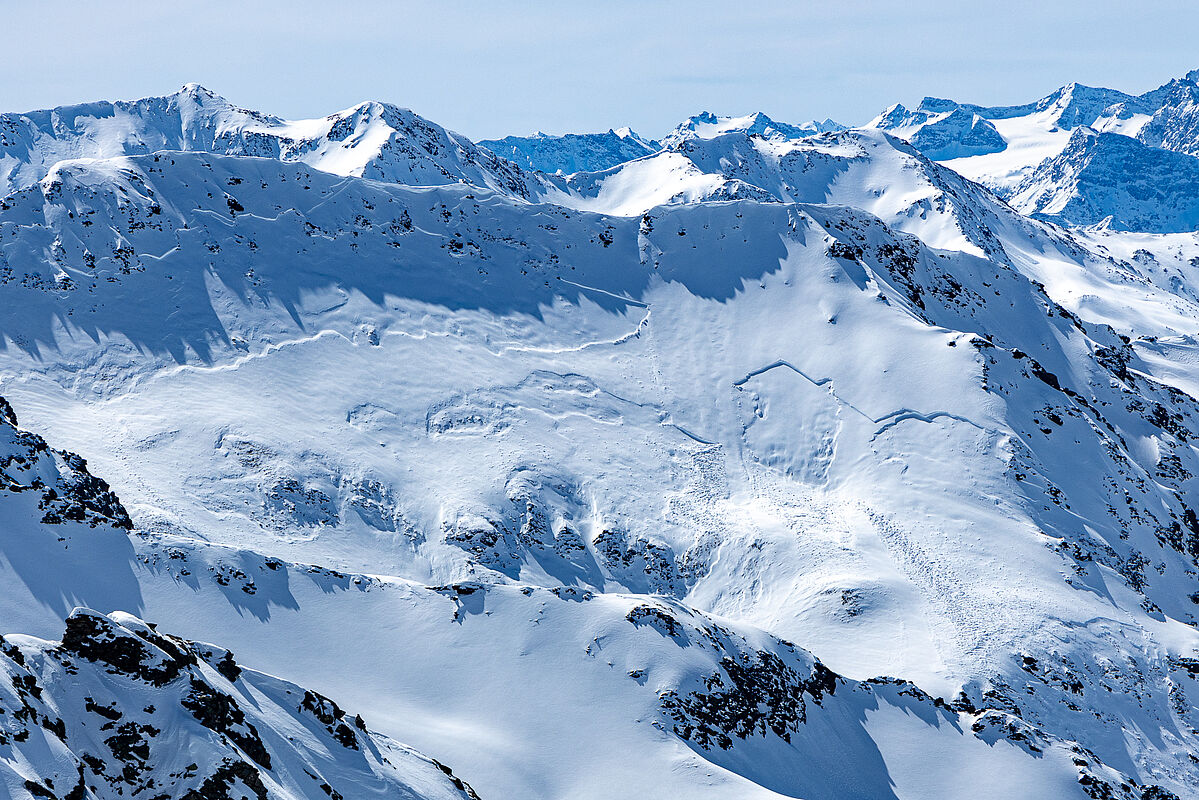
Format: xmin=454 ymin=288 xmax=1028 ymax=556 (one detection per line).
xmin=4 ymin=69 xmax=1199 ymax=800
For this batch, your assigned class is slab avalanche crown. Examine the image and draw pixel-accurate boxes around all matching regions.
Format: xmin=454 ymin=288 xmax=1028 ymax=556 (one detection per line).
xmin=3 ymin=71 xmax=1199 ymax=799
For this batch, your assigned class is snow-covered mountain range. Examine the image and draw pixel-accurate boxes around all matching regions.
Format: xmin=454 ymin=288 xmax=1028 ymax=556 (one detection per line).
xmin=475 ymin=113 xmax=845 ymax=177
xmin=4 ymin=71 xmax=1199 ymax=799
xmin=871 ymin=69 xmax=1199 ymax=232
xmin=1008 ymin=127 xmax=1199 ymax=231
xmin=0 ymin=84 xmax=539 ymax=199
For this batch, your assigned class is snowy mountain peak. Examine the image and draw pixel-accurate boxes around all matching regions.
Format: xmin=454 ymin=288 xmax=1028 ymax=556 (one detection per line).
xmin=174 ymin=81 xmax=234 ymax=106
xmin=1033 ymin=81 xmax=1131 ymax=128
xmin=1009 ymin=125 xmax=1199 ymax=231
xmin=476 ymin=127 xmax=661 ymax=174
xmin=805 ymin=117 xmax=845 ymax=132
xmin=0 ymin=86 xmax=541 ymax=198
xmin=868 ymin=102 xmax=1007 ymax=161
xmin=661 ymin=110 xmax=844 ymax=148
xmin=916 ymin=96 xmax=962 ymax=114
xmin=870 ymin=102 xmax=911 ymax=127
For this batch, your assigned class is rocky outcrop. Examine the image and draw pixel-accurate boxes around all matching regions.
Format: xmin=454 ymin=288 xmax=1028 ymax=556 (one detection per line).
xmin=1 ymin=609 xmax=481 ymax=800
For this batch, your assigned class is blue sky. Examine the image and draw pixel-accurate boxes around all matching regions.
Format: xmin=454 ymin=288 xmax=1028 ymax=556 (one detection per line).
xmin=8 ymin=1 xmax=1199 ymax=139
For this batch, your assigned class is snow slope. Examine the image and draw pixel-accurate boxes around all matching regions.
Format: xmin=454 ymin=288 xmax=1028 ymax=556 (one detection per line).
xmin=0 ymin=609 xmax=481 ymax=800
xmin=1 ymin=393 xmax=1161 ymax=800
xmin=0 ymin=399 xmax=481 ymax=800
xmin=537 ymin=121 xmax=1199 ymax=336
xmin=3 ymin=83 xmax=1199 ymax=799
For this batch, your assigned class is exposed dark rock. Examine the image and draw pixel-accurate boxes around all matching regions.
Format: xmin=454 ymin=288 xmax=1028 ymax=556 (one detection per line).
xmin=0 ymin=395 xmax=133 ymax=530
xmin=181 ymin=759 xmax=267 ymax=800
xmin=661 ymin=647 xmax=839 ymax=751
xmin=299 ymin=690 xmax=359 ymax=750
xmin=60 ymin=611 xmax=193 ymax=686
xmin=181 ymin=679 xmax=272 ymax=769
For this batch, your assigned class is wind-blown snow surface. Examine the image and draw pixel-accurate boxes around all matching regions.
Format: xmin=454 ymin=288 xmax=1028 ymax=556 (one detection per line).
xmin=0 ymin=398 xmax=1137 ymax=800
xmin=3 ymin=84 xmax=1199 ymax=799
